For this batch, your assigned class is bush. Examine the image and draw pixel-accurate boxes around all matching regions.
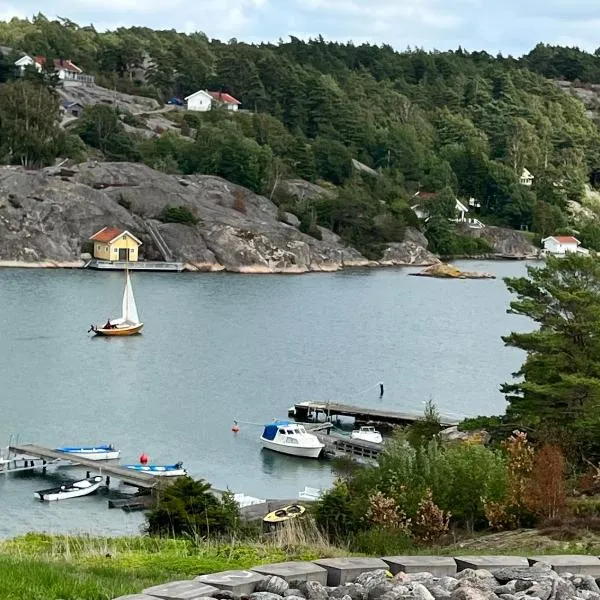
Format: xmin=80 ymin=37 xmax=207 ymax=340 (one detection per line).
xmin=406 ymin=400 xmax=442 ymax=448
xmin=526 ymin=444 xmax=566 ymax=520
xmin=413 ymin=489 xmax=450 ymax=544
xmin=146 ymin=477 xmax=240 ymax=538
xmin=232 ymin=189 xmax=247 ymax=214
xmin=159 ymin=205 xmax=197 ymax=225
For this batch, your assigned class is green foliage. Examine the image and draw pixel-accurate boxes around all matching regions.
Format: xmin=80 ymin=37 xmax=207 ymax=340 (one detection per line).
xmin=502 ymin=254 xmax=600 ymax=459
xmin=406 ymin=400 xmax=443 ymax=448
xmin=159 ymin=205 xmax=197 ymax=225
xmin=146 ymin=477 xmax=239 ymax=537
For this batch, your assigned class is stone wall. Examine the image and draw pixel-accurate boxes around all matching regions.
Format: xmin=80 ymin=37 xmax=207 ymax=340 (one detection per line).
xmin=113 ymin=554 xmax=600 ymax=599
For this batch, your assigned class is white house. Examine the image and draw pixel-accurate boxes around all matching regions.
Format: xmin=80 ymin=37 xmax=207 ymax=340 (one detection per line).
xmin=14 ymin=55 xmax=93 ymax=84
xmin=184 ymin=89 xmax=213 ymax=112
xmin=411 ymin=192 xmax=484 ymax=229
xmin=207 ymin=91 xmax=241 ymax=111
xmin=520 ymin=167 xmax=534 ymax=186
xmin=542 ymin=235 xmax=589 ymax=256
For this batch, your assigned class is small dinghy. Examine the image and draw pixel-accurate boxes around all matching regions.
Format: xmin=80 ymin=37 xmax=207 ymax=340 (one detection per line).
xmin=263 ymin=503 xmax=306 ymax=530
xmin=56 ymin=444 xmax=120 ymax=461
xmin=124 ymin=461 xmax=186 ymax=477
xmin=350 ymin=426 xmax=383 ymax=444
xmin=34 ymin=475 xmax=104 ymax=502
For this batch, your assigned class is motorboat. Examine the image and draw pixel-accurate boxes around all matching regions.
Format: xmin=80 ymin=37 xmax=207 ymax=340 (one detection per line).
xmin=263 ymin=504 xmax=306 ymax=530
xmin=124 ymin=462 xmax=187 ymax=477
xmin=350 ymin=426 xmax=383 ymax=444
xmin=233 ymin=493 xmax=266 ymax=508
xmin=34 ymin=475 xmax=104 ymax=502
xmin=89 ymin=270 xmax=143 ymax=336
xmin=56 ymin=444 xmax=120 ymax=461
xmin=260 ymin=421 xmax=324 ymax=459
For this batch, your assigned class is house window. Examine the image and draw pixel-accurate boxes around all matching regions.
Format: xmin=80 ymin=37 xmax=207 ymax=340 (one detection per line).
xmin=114 ymin=248 xmax=118 ymax=254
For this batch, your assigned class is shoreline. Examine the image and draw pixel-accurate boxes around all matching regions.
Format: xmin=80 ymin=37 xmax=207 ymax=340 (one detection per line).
xmin=0 ymin=254 xmax=541 ymax=273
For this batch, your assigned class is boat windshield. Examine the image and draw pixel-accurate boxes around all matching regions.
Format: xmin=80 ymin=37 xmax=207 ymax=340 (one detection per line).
xmin=362 ymin=427 xmax=375 ymax=432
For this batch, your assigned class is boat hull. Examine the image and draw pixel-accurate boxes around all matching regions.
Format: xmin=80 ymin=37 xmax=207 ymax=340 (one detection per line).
xmin=34 ymin=476 xmax=104 ymax=502
xmin=94 ymin=323 xmax=143 ymax=336
xmin=350 ymin=433 xmax=383 ymax=444
xmin=261 ymin=438 xmax=323 ymax=459
xmin=61 ymin=450 xmax=120 ymax=461
xmin=124 ymin=465 xmax=187 ymax=477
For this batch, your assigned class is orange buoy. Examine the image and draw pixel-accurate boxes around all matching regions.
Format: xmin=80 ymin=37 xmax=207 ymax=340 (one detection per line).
xmin=231 ymin=421 xmax=240 ymax=433
xmin=139 ymin=453 xmax=149 ymax=465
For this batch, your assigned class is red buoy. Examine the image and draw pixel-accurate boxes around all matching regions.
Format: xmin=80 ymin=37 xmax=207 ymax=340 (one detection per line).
xmin=139 ymin=453 xmax=149 ymax=465
xmin=231 ymin=421 xmax=240 ymax=433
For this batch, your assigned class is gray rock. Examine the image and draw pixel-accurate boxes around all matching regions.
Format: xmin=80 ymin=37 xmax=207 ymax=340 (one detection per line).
xmin=355 ymin=570 xmax=390 ymax=589
xmin=297 ymin=581 xmax=329 ymax=600
xmin=457 ymin=224 xmax=540 ymax=258
xmin=408 ymin=582 xmax=435 ymax=600
xmin=250 ymin=593 xmax=283 ymax=600
xmin=330 ymin=584 xmax=367 ymax=600
xmin=406 ymin=574 xmax=436 ymax=584
xmin=284 ymin=591 xmax=304 ymax=598
xmin=451 ymin=587 xmax=496 ymax=600
xmin=214 ymin=592 xmax=240 ymax=600
xmin=514 ymin=582 xmax=534 ymax=593
xmin=403 ymin=227 xmax=429 ymax=249
xmin=573 ymin=577 xmax=600 ymax=593
xmin=380 ymin=587 xmax=410 ymax=600
xmin=367 ymin=583 xmax=394 ymax=600
xmin=455 ymin=570 xmax=497 ymax=593
xmin=437 ymin=579 xmax=459 ymax=592
xmin=281 ymin=212 xmax=300 ymax=228
xmin=495 ymin=583 xmax=517 ymax=596
xmin=579 ymin=591 xmax=600 ymax=600
xmin=427 ymin=586 xmax=452 ymax=600
xmin=493 ymin=565 xmax=554 ymax=585
xmin=516 ymin=582 xmax=551 ymax=600
xmin=499 ymin=595 xmax=519 ymax=600
xmin=256 ymin=577 xmax=290 ymax=596
xmin=379 ymin=241 xmax=439 ymax=266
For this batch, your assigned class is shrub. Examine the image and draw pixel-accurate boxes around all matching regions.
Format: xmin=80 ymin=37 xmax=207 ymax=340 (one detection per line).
xmin=503 ymin=431 xmax=534 ymax=518
xmin=232 ymin=189 xmax=247 ymax=214
xmin=146 ymin=477 xmax=239 ymax=538
xmin=159 ymin=205 xmax=197 ymax=225
xmin=413 ymin=489 xmax=450 ymax=544
xmin=526 ymin=444 xmax=566 ymax=520
xmin=367 ymin=492 xmax=410 ymax=531
xmin=352 ymin=527 xmax=413 ymax=555
xmin=406 ymin=400 xmax=442 ymax=448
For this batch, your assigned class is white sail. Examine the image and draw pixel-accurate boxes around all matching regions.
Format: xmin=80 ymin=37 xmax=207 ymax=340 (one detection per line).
xmin=121 ymin=271 xmax=140 ymax=324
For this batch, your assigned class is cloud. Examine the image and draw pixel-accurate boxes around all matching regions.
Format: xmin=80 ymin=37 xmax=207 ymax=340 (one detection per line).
xmin=3 ymin=0 xmax=600 ymax=55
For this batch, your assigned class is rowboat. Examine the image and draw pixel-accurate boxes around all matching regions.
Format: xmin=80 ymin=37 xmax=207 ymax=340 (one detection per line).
xmin=263 ymin=504 xmax=306 ymax=530
xmin=56 ymin=444 xmax=120 ymax=461
xmin=34 ymin=475 xmax=104 ymax=502
xmin=89 ymin=270 xmax=143 ymax=336
xmin=124 ymin=462 xmax=187 ymax=477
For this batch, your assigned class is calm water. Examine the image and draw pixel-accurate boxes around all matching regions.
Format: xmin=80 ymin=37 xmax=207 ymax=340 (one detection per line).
xmin=0 ymin=260 xmax=532 ymax=538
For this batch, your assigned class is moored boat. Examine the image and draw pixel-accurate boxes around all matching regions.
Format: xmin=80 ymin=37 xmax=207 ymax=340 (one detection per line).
xmin=56 ymin=444 xmax=120 ymax=461
xmin=260 ymin=421 xmax=324 ymax=459
xmin=263 ymin=503 xmax=306 ymax=530
xmin=350 ymin=426 xmax=383 ymax=444
xmin=124 ymin=461 xmax=187 ymax=477
xmin=34 ymin=475 xmax=104 ymax=502
xmin=89 ymin=270 xmax=143 ymax=336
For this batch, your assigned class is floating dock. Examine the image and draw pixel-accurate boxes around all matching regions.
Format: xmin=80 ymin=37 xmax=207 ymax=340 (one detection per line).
xmin=9 ymin=444 xmax=173 ymax=489
xmin=293 ymin=401 xmax=458 ymax=428
xmin=316 ymin=431 xmax=383 ymax=460
xmin=86 ymin=259 xmax=184 ymax=272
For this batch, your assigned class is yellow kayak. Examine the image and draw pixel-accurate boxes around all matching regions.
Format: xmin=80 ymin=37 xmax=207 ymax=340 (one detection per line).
xmin=263 ymin=504 xmax=306 ymax=524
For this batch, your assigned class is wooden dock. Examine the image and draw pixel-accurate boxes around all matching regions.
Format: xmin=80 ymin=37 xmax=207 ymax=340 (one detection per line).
xmin=9 ymin=444 xmax=170 ymax=489
xmin=315 ymin=431 xmax=383 ymax=460
xmin=293 ymin=401 xmax=458 ymax=428
xmin=86 ymin=259 xmax=184 ymax=272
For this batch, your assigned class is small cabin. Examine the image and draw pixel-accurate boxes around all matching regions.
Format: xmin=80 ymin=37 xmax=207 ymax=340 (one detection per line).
xmin=542 ymin=235 xmax=588 ymax=256
xmin=89 ymin=227 xmax=142 ymax=262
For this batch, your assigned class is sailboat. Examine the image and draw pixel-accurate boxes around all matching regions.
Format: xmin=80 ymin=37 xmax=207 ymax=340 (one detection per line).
xmin=90 ymin=270 xmax=143 ymax=336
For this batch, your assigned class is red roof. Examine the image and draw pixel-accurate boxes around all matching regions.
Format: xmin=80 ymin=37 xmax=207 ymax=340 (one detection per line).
xmin=89 ymin=227 xmax=125 ymax=243
xmin=552 ymin=236 xmax=579 ymax=244
xmin=34 ymin=56 xmax=81 ymax=73
xmin=207 ymin=91 xmax=241 ymax=105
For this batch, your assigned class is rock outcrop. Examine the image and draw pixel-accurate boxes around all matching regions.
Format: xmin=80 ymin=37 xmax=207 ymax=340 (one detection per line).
xmin=411 ymin=263 xmax=496 ymax=279
xmin=458 ymin=225 xmax=540 ymax=258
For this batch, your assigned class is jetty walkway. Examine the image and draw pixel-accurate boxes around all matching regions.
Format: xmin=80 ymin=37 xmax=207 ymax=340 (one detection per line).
xmin=9 ymin=444 xmax=168 ymax=489
xmin=293 ymin=401 xmax=458 ymax=427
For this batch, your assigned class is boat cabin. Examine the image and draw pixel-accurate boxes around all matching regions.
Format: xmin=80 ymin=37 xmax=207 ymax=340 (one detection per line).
xmin=262 ymin=421 xmax=312 ymax=446
xmin=89 ymin=227 xmax=142 ymax=262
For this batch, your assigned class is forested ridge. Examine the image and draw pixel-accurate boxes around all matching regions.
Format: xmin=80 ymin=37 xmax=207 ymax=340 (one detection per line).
xmin=1 ymin=16 xmax=600 ymax=257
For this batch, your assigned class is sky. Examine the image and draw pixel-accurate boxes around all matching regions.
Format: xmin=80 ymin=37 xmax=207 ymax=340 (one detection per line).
xmin=1 ymin=0 xmax=600 ymax=56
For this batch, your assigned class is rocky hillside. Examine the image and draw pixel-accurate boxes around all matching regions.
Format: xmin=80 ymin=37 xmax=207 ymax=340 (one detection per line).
xmin=0 ymin=162 xmax=440 ymax=273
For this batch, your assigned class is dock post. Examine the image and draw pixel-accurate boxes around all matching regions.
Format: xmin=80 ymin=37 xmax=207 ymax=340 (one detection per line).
xmin=106 ymin=475 xmax=110 ymax=487
xmin=42 ymin=459 xmax=46 ymax=474
xmin=86 ymin=470 xmax=90 ymax=478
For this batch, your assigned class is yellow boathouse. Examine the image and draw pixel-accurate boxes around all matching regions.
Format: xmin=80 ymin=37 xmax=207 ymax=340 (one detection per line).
xmin=89 ymin=227 xmax=142 ymax=262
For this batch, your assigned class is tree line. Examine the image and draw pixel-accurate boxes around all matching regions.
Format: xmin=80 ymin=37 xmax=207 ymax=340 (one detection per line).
xmin=1 ymin=16 xmax=600 ymax=256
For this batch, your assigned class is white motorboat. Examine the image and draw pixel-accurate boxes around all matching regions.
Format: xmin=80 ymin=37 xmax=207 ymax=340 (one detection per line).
xmin=34 ymin=475 xmax=104 ymax=502
xmin=350 ymin=426 xmax=383 ymax=444
xmin=56 ymin=444 xmax=120 ymax=461
xmin=260 ymin=421 xmax=324 ymax=459
xmin=299 ymin=486 xmax=322 ymax=500
xmin=124 ymin=462 xmax=187 ymax=477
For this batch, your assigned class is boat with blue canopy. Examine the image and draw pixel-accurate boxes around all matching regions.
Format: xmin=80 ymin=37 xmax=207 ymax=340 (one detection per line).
xmin=124 ymin=461 xmax=186 ymax=477
xmin=260 ymin=420 xmax=324 ymax=459
xmin=56 ymin=444 xmax=120 ymax=461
